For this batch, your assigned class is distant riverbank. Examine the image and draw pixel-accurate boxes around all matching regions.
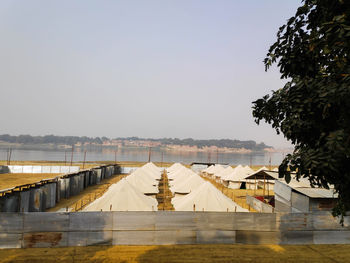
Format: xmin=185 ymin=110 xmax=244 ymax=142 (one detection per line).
xmin=0 ymin=147 xmax=290 ymax=166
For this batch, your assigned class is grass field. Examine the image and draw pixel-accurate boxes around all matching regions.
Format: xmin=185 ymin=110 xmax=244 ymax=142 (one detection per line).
xmin=1 ymin=244 xmax=349 ymax=263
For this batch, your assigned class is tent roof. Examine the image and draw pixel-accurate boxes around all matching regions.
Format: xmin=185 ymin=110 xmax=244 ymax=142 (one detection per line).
xmin=222 ymin=165 xmax=252 ymax=182
xmin=167 ymin=163 xmax=185 ymax=173
xmin=126 ymin=173 xmax=159 ymax=194
xmin=83 ymin=178 xmax=158 ymax=211
xmin=172 ymin=181 xmax=248 ymax=212
xmin=245 ymin=170 xmax=280 ymax=180
xmin=215 ymin=166 xmax=235 ymax=179
xmin=170 ymin=173 xmax=205 ymax=194
xmin=168 ymin=166 xmax=195 ymax=180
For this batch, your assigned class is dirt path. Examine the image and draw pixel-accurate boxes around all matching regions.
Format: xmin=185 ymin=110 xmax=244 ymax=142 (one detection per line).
xmin=157 ymin=170 xmax=174 ymax=211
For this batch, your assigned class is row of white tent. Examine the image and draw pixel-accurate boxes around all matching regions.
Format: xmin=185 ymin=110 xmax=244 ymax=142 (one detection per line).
xmin=202 ymin=164 xmax=277 ymax=189
xmin=84 ymin=163 xmax=161 ymax=212
xmin=84 ymin=162 xmax=249 ymax=212
xmin=167 ymin=163 xmax=248 ymax=212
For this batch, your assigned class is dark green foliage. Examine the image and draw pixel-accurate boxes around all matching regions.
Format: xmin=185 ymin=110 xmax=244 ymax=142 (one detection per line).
xmin=253 ymin=0 xmax=350 ymax=220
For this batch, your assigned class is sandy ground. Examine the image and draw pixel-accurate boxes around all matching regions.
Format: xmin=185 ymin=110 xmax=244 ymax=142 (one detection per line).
xmin=1 ymin=244 xmax=350 ymax=263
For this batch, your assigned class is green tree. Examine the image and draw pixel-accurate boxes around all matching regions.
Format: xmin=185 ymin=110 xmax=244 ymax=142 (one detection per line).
xmin=252 ymin=0 xmax=350 ymax=220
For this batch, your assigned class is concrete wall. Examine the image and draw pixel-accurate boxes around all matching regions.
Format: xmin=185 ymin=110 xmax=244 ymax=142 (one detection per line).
xmin=246 ymin=195 xmax=274 ymax=213
xmin=0 ymin=211 xmax=349 ymax=248
xmin=0 ymin=165 xmax=120 ymax=212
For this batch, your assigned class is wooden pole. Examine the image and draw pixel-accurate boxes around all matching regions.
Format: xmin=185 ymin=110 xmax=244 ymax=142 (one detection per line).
xmin=70 ymin=145 xmax=74 ymax=166
xmin=163 ymin=171 xmax=165 ymax=210
xmin=8 ymin=148 xmax=12 ymax=165
xmin=82 ymin=151 xmax=87 ymax=169
xmin=254 ymin=176 xmax=256 ymax=196
xmin=263 ymin=174 xmax=266 ymax=200
xmin=148 ymin=147 xmax=151 ymax=162
xmin=6 ymin=148 xmax=9 ymax=165
xmin=64 ymin=151 xmax=67 ymax=165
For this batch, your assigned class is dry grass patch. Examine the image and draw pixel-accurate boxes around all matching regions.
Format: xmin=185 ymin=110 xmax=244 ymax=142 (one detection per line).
xmin=1 ymin=244 xmax=350 ymax=263
xmin=0 ymin=173 xmax=61 ymax=190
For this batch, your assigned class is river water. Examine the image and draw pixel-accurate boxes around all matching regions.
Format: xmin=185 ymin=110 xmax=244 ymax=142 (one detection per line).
xmin=0 ymin=147 xmax=289 ymax=165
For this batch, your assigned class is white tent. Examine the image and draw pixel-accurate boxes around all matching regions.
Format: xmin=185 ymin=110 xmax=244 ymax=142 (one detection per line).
xmin=143 ymin=162 xmax=162 ymax=174
xmin=215 ymin=166 xmax=235 ymax=181
xmin=126 ymin=172 xmax=159 ymax=194
xmin=168 ymin=166 xmax=195 ymax=181
xmin=137 ymin=166 xmax=161 ymax=180
xmin=222 ymin=165 xmax=248 ymax=181
xmin=167 ymin=163 xmax=185 ymax=173
xmin=202 ymin=165 xmax=215 ymax=173
xmin=130 ymin=168 xmax=159 ymax=185
xmin=83 ymin=178 xmax=158 ymax=211
xmin=172 ymin=181 xmax=248 ymax=212
xmin=170 ymin=173 xmax=205 ymax=194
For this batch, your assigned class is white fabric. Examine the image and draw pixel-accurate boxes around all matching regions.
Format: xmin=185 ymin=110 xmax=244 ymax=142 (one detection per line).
xmin=172 ymin=181 xmax=248 ymax=212
xmin=83 ymin=178 xmax=158 ymax=211
xmin=130 ymin=169 xmax=158 ymax=185
xmin=215 ymin=166 xmax=234 ymax=179
xmin=167 ymin=163 xmax=185 ymax=173
xmin=222 ymin=165 xmax=252 ymax=182
xmin=170 ymin=173 xmax=205 ymax=194
xmin=209 ymin=164 xmax=225 ymax=175
xmin=168 ymin=166 xmax=195 ymax=180
xmin=137 ymin=166 xmax=161 ymax=180
xmin=126 ymin=172 xmax=159 ymax=194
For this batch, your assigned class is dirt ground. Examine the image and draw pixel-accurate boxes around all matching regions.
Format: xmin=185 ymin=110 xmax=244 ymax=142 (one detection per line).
xmin=1 ymin=244 xmax=350 ymax=263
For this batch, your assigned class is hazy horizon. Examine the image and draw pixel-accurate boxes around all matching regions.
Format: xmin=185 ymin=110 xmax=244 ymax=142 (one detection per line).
xmin=0 ymin=1 xmax=301 ymax=148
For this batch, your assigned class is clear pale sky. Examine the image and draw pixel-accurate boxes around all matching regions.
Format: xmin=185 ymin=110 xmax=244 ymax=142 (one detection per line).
xmin=0 ymin=1 xmax=301 ymax=148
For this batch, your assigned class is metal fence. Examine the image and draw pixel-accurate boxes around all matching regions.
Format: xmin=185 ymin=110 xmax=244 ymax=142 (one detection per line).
xmin=0 ymin=165 xmax=121 ymax=212
xmin=0 ymin=211 xmax=349 ymax=248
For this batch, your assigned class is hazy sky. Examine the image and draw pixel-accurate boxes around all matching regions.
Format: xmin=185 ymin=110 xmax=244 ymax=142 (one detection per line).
xmin=0 ymin=1 xmax=301 ymax=148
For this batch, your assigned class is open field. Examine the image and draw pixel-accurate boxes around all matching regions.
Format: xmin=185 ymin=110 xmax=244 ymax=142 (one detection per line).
xmin=1 ymin=244 xmax=350 ymax=263
xmin=47 ymin=174 xmax=126 ymax=212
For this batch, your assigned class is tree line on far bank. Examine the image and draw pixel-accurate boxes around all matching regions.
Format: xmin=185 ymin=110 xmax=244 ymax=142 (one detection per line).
xmin=0 ymin=134 xmax=271 ymax=151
